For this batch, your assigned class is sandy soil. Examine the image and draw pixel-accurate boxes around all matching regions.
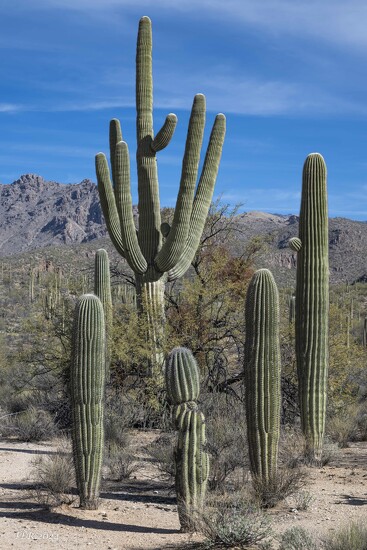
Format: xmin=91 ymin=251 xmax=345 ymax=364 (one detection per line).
xmin=0 ymin=434 xmax=366 ymax=550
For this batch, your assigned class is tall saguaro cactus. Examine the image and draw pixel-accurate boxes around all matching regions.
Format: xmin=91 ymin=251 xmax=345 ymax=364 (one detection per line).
xmin=70 ymin=294 xmax=106 ymax=509
xmin=244 ymin=269 xmax=281 ymax=482
xmin=165 ymin=347 xmax=209 ymax=532
xmin=96 ymin=17 xmax=226 ymax=372
xmin=289 ymin=153 xmax=329 ymax=460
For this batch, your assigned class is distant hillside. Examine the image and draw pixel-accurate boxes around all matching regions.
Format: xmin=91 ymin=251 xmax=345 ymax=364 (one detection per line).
xmin=0 ymin=174 xmax=366 ymax=285
xmin=0 ymin=174 xmax=107 ymax=254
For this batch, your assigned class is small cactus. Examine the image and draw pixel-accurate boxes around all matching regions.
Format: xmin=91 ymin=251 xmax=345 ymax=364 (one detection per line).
xmin=70 ymin=294 xmax=106 ymax=509
xmin=165 ymin=347 xmax=208 ymax=531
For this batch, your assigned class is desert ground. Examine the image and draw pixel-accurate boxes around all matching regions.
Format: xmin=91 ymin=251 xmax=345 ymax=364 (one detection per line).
xmin=0 ymin=434 xmax=366 ymax=550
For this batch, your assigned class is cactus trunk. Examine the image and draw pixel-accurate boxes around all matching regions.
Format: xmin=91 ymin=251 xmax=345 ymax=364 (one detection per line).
xmin=70 ymin=294 xmax=106 ymax=509
xmin=289 ymin=153 xmax=329 ymax=461
xmin=244 ymin=269 xmax=281 ymax=482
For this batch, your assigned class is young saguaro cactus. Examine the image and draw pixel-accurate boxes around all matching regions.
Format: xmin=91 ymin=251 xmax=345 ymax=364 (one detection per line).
xmin=70 ymin=294 xmax=106 ymax=509
xmin=95 ymin=17 xmax=226 ymax=373
xmin=244 ymin=269 xmax=281 ymax=482
xmin=289 ymin=153 xmax=329 ymax=461
xmin=165 ymin=347 xmax=209 ymax=532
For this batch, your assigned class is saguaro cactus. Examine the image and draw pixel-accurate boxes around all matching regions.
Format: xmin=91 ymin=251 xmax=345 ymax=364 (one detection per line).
xmin=70 ymin=294 xmax=106 ymax=509
xmin=96 ymin=17 xmax=226 ymax=373
xmin=244 ymin=269 xmax=281 ymax=482
xmin=94 ymin=249 xmax=113 ymax=372
xmin=165 ymin=347 xmax=209 ymax=531
xmin=289 ymin=153 xmax=329 ymax=460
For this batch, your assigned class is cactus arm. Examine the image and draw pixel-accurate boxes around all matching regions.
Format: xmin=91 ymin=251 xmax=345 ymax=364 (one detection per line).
xmin=114 ymin=141 xmax=147 ymax=274
xmin=136 ymin=16 xmax=153 ymax=143
xmin=136 ymin=16 xmax=162 ymax=263
xmin=151 ymin=113 xmax=177 ymax=152
xmin=167 ymin=113 xmax=226 ymax=281
xmin=95 ymin=153 xmax=126 ymax=257
xmin=155 ymin=94 xmax=206 ymax=273
xmin=109 ymin=118 xmax=123 ymax=185
xmin=289 ymin=237 xmax=302 ymax=252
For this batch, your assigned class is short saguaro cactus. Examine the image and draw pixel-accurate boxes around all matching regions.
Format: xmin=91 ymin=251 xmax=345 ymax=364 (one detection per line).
xmin=165 ymin=347 xmax=209 ymax=531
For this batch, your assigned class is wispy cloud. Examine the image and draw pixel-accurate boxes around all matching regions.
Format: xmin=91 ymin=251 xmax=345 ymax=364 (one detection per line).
xmin=17 ymin=1 xmax=367 ymax=51
xmin=0 ymin=103 xmax=22 ymax=113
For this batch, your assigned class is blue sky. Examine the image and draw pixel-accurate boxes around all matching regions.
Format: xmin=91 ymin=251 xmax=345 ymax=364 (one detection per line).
xmin=1 ymin=1 xmax=367 ymax=220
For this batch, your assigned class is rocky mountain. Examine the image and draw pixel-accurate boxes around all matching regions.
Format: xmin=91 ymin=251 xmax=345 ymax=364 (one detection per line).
xmin=0 ymin=174 xmax=107 ymax=255
xmin=0 ymin=175 xmax=366 ymax=285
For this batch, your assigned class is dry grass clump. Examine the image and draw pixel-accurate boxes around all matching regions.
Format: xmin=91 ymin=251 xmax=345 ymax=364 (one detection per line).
xmin=278 ymin=526 xmax=319 ymax=550
xmin=30 ymin=438 xmax=75 ymax=508
xmin=251 ymin=466 xmax=306 ymax=509
xmin=323 ymin=521 xmax=367 ymax=550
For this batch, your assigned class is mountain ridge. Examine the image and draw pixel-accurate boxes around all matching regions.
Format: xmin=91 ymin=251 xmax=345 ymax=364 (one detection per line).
xmin=0 ymin=174 xmax=366 ymax=285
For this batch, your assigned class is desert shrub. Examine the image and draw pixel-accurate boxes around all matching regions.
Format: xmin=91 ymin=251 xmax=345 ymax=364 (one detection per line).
xmin=326 ymin=404 xmax=359 ymax=447
xmin=15 ymin=406 xmax=57 ymax=441
xmin=31 ymin=439 xmax=75 ymax=508
xmin=251 ymin=466 xmax=306 ymax=509
xmin=323 ymin=521 xmax=367 ymax=550
xmin=193 ymin=493 xmax=272 ymax=549
xmin=202 ymin=393 xmax=248 ymax=491
xmin=105 ymin=444 xmax=139 ymax=481
xmin=356 ymin=402 xmax=367 ymax=440
xmin=147 ymin=432 xmax=176 ymax=482
xmin=279 ymin=526 xmax=319 ymax=550
xmin=279 ymin=426 xmax=306 ymax=468
xmin=291 ymin=489 xmax=314 ymax=511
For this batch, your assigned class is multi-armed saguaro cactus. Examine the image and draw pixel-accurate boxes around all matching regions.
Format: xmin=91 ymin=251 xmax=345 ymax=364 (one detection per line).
xmin=94 ymin=248 xmax=113 ymax=372
xmin=165 ymin=347 xmax=209 ymax=532
xmin=70 ymin=294 xmax=106 ymax=509
xmin=289 ymin=153 xmax=329 ymax=460
xmin=244 ymin=269 xmax=281 ymax=483
xmin=96 ymin=17 xmax=226 ymax=372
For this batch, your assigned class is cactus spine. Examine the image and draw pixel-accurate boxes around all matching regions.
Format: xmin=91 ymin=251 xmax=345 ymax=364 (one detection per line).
xmin=244 ymin=269 xmax=281 ymax=482
xmin=289 ymin=153 xmax=329 ymax=460
xmin=96 ymin=17 xmax=225 ymax=373
xmin=70 ymin=294 xmax=106 ymax=509
xmin=165 ymin=347 xmax=208 ymax=531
